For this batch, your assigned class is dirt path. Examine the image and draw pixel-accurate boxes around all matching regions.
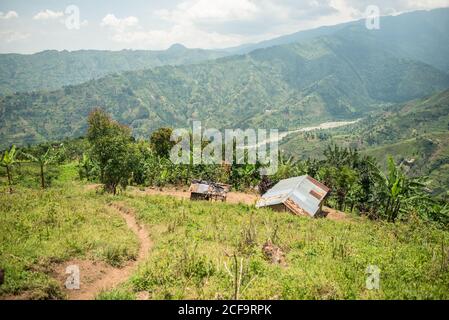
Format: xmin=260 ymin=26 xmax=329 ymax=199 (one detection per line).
xmin=321 ymin=206 xmax=349 ymax=221
xmin=129 ymin=186 xmax=259 ymax=206
xmin=58 ymin=202 xmax=152 ymax=300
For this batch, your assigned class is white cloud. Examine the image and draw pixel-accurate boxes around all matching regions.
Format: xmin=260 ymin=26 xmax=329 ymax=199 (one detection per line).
xmin=0 ymin=11 xmax=19 ymax=20
xmin=140 ymin=0 xmax=343 ymax=48
xmin=156 ymin=0 xmax=260 ymax=24
xmin=100 ymin=14 xmax=139 ymax=31
xmin=33 ymin=9 xmax=64 ymax=20
xmin=0 ymin=30 xmax=29 ymax=42
xmin=109 ymin=25 xmax=244 ymax=49
xmin=339 ymin=0 xmax=449 ymax=15
xmin=408 ymin=0 xmax=449 ymax=8
xmin=99 ymin=0 xmax=449 ymax=50
xmin=103 ymin=0 xmax=311 ymax=49
xmin=4 ymin=0 xmax=448 ymax=53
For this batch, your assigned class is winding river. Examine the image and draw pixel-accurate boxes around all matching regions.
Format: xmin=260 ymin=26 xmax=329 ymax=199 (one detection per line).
xmin=241 ymin=119 xmax=361 ymax=149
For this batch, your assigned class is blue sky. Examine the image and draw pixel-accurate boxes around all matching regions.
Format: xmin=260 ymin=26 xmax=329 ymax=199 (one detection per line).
xmin=1 ymin=0 xmax=448 ymax=53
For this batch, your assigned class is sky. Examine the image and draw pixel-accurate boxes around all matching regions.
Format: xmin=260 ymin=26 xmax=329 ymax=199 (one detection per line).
xmin=0 ymin=0 xmax=448 ymax=53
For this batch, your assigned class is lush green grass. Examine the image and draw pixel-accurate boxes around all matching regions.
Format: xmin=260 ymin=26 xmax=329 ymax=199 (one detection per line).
xmin=2 ymin=162 xmax=449 ymax=300
xmin=99 ymin=194 xmax=449 ymax=300
xmin=0 ymin=183 xmax=139 ymax=299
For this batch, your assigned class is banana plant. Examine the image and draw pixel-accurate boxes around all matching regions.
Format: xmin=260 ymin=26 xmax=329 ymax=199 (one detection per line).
xmin=22 ymin=147 xmax=58 ymax=189
xmin=375 ymin=156 xmax=427 ymax=222
xmin=1 ymin=145 xmax=19 ymax=193
xmin=78 ymin=152 xmax=93 ymax=180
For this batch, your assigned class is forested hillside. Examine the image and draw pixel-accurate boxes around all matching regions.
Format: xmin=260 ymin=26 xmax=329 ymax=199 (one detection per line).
xmin=281 ymin=88 xmax=449 ymax=198
xmin=0 ymin=44 xmax=227 ymax=95
xmin=1 ymin=34 xmax=448 ymax=148
xmin=230 ymin=8 xmax=449 ymax=72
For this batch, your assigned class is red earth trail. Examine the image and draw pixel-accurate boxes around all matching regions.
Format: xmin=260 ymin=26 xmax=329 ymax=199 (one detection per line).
xmin=59 ymin=202 xmax=152 ymax=300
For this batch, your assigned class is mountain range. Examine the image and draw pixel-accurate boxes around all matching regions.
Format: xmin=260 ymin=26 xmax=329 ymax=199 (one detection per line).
xmin=228 ymin=8 xmax=449 ymax=72
xmin=0 ymin=44 xmax=227 ymax=95
xmin=1 ymin=8 xmax=449 ymax=148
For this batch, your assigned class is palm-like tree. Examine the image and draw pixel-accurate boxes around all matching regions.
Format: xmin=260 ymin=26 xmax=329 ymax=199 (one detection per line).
xmin=317 ymin=165 xmax=358 ymax=211
xmin=375 ymin=156 xmax=427 ymax=222
xmin=272 ymin=155 xmax=297 ymax=181
xmin=23 ymin=147 xmax=57 ymax=189
xmin=324 ymin=144 xmax=349 ymax=168
xmin=78 ymin=152 xmax=93 ymax=180
xmin=1 ymin=145 xmax=19 ymax=193
xmin=233 ymin=163 xmax=257 ymax=189
xmin=324 ymin=144 xmax=361 ymax=169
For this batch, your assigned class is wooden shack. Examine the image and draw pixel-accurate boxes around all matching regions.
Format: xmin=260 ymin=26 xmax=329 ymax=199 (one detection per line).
xmin=189 ymin=180 xmax=231 ymax=202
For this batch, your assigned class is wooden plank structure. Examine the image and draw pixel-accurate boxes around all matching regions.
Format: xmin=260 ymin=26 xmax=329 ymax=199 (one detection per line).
xmin=189 ymin=180 xmax=231 ymax=202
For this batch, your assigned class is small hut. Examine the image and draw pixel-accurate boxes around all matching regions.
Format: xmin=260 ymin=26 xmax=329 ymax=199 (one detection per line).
xmin=256 ymin=175 xmax=330 ymax=217
xmin=189 ymin=180 xmax=231 ymax=202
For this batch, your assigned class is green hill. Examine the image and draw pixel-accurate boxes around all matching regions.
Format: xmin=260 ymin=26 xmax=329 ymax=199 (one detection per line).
xmin=281 ymin=88 xmax=449 ymax=197
xmin=2 ymin=8 xmax=448 ymax=98
xmin=355 ymin=88 xmax=449 ymax=142
xmin=229 ymin=8 xmax=449 ymax=72
xmin=358 ymin=89 xmax=449 ymax=197
xmin=0 ymin=45 xmax=227 ymax=95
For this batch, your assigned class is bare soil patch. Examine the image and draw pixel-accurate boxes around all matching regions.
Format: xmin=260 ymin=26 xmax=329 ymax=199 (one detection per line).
xmin=130 ymin=186 xmax=258 ymax=205
xmin=322 ymin=206 xmax=348 ymax=221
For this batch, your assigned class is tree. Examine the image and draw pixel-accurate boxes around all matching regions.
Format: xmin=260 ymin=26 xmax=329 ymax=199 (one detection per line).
xmin=150 ymin=127 xmax=175 ymax=158
xmin=22 ymin=147 xmax=58 ymax=189
xmin=323 ymin=144 xmax=349 ymax=168
xmin=1 ymin=145 xmax=19 ymax=193
xmin=78 ymin=153 xmax=93 ymax=180
xmin=232 ymin=163 xmax=258 ymax=189
xmin=317 ymin=165 xmax=358 ymax=211
xmin=375 ymin=156 xmax=427 ymax=222
xmin=87 ymin=109 xmax=138 ymax=195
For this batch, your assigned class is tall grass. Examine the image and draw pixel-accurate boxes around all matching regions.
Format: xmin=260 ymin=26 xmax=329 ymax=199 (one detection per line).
xmin=0 ymin=183 xmax=138 ymax=299
xmin=105 ymin=194 xmax=449 ymax=300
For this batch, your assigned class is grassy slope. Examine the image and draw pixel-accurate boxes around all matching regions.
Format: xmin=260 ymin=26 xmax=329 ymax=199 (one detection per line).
xmin=0 ymin=164 xmax=139 ymax=299
xmin=2 ymin=164 xmax=449 ymax=300
xmin=98 ymin=194 xmax=449 ymax=300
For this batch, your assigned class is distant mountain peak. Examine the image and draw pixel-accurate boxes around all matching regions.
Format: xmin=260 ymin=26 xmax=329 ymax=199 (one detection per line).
xmin=167 ymin=43 xmax=187 ymax=51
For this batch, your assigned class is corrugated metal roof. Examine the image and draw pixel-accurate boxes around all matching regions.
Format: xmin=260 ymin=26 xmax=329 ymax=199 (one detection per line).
xmin=256 ymin=175 xmax=329 ymax=217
